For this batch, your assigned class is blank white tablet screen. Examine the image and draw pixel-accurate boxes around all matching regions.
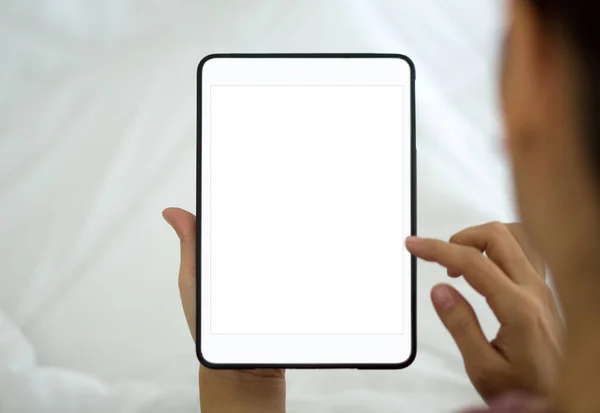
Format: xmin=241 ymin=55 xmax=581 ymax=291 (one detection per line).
xmin=200 ymin=57 xmax=413 ymax=365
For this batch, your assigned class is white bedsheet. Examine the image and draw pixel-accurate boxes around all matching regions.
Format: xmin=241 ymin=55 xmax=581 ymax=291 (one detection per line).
xmin=0 ymin=0 xmax=515 ymax=412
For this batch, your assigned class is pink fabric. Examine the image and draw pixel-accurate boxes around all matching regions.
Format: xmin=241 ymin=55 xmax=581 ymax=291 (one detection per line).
xmin=462 ymin=393 xmax=549 ymax=413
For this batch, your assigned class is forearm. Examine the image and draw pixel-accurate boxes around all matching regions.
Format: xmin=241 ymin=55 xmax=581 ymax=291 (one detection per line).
xmin=199 ymin=367 xmax=285 ymax=413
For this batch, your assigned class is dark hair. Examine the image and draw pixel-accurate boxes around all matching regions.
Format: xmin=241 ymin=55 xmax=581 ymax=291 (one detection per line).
xmin=528 ymin=0 xmax=600 ymax=176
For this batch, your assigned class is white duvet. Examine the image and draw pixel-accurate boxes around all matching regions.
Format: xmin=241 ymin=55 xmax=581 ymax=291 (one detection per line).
xmin=0 ymin=0 xmax=515 ymax=412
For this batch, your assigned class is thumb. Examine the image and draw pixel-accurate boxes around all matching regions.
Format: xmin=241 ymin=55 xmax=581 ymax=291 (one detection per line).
xmin=163 ymin=207 xmax=197 ymax=341
xmin=432 ymin=284 xmax=496 ymax=368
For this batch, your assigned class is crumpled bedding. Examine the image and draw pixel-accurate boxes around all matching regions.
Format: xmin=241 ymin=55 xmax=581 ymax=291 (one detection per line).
xmin=0 ymin=0 xmax=514 ymax=411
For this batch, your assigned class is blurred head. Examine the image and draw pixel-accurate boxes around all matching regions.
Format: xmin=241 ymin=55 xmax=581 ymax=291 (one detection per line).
xmin=501 ymin=0 xmax=600 ymax=273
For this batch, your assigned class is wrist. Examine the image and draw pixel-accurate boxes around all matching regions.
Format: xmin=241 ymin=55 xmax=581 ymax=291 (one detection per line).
xmin=199 ymin=367 xmax=285 ymax=413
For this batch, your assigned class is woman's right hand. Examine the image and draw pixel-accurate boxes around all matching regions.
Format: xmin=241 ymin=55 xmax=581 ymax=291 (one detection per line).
xmin=406 ymin=222 xmax=563 ymax=404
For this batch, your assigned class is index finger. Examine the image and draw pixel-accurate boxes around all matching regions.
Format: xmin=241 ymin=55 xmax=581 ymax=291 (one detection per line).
xmin=449 ymin=222 xmax=538 ymax=285
xmin=406 ymin=236 xmax=517 ymax=319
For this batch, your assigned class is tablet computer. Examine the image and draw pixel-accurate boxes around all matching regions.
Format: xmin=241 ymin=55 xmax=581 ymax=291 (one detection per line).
xmin=197 ymin=53 xmax=416 ymax=369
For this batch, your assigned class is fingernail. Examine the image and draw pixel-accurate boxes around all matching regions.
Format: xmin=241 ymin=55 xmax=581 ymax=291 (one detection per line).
xmin=432 ymin=285 xmax=455 ymax=310
xmin=447 ymin=269 xmax=461 ymax=277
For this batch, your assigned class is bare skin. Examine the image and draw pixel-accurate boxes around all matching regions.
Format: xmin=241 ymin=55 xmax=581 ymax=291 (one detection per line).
xmin=163 ymin=0 xmax=600 ymax=411
xmin=164 ymin=209 xmax=563 ymax=411
xmin=163 ymin=208 xmax=284 ymax=413
xmin=406 ymin=223 xmax=563 ymax=402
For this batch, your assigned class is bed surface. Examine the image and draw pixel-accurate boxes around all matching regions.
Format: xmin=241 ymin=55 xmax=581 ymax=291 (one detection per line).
xmin=0 ymin=1 xmax=515 ymax=411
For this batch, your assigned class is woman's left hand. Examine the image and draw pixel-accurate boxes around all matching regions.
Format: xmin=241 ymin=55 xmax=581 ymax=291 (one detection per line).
xmin=163 ymin=207 xmax=285 ymax=413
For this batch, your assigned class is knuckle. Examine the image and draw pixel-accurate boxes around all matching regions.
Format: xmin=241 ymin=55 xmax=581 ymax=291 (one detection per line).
xmin=515 ymin=309 xmax=535 ymax=328
xmin=486 ymin=221 xmax=507 ymax=234
xmin=447 ymin=311 xmax=474 ymax=335
xmin=512 ymin=296 xmax=545 ymax=327
xmin=528 ymin=294 xmax=547 ymax=314
xmin=449 ymin=230 xmax=464 ymax=244
xmin=467 ymin=358 xmax=503 ymax=390
xmin=450 ymin=225 xmax=476 ymax=244
xmin=180 ymin=233 xmax=196 ymax=247
xmin=487 ymin=222 xmax=512 ymax=244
